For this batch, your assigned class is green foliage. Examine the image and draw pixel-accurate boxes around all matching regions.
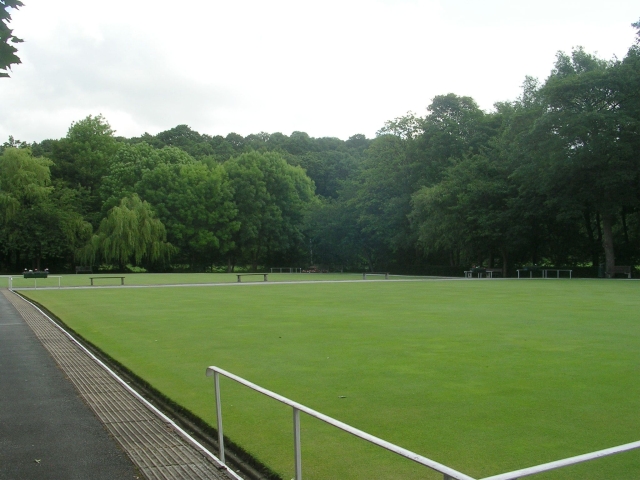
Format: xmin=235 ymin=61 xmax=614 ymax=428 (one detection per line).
xmin=0 ymin=148 xmax=91 ymax=270
xmin=100 ymin=143 xmax=193 ymax=214
xmin=0 ymin=0 xmax=23 ymax=77
xmin=0 ymin=147 xmax=52 ymax=220
xmin=306 ymin=196 xmax=364 ymax=269
xmin=411 ymin=153 xmax=517 ymax=269
xmin=82 ymin=194 xmax=174 ymax=267
xmin=49 ymin=115 xmax=120 ymax=226
xmin=136 ymin=159 xmax=238 ymax=268
xmin=524 ymin=47 xmax=640 ymax=271
xmin=224 ymin=151 xmax=317 ymax=269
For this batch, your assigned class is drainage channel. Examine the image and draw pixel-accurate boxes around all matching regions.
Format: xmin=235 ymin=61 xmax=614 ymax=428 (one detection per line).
xmin=2 ymin=289 xmax=242 ymax=480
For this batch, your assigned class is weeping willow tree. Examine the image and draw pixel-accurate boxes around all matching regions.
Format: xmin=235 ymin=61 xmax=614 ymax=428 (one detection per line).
xmin=80 ymin=194 xmax=175 ymax=268
xmin=0 ymin=147 xmax=52 ymax=222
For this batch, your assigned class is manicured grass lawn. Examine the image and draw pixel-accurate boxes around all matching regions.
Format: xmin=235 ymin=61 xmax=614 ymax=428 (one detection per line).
xmin=22 ymin=279 xmax=640 ymax=479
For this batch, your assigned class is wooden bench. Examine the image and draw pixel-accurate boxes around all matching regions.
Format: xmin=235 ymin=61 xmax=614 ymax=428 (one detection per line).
xmin=363 ymin=272 xmax=389 ymax=280
xmin=89 ymin=276 xmax=125 ymax=286
xmin=236 ymin=273 xmax=268 ymax=283
xmin=76 ymin=266 xmax=92 ymax=274
xmin=606 ymin=266 xmax=632 ymax=279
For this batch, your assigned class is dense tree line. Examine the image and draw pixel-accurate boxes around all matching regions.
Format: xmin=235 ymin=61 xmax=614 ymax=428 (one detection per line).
xmin=0 ymin=118 xmax=365 ymax=272
xmin=1 ymin=22 xmax=639 ymax=275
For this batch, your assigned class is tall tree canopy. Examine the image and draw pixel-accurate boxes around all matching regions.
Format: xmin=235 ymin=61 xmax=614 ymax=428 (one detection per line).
xmin=0 ymin=148 xmax=91 ymax=270
xmin=136 ymin=158 xmax=238 ymax=269
xmin=525 ymin=47 xmax=640 ymax=274
xmin=224 ymin=151 xmax=317 ymax=271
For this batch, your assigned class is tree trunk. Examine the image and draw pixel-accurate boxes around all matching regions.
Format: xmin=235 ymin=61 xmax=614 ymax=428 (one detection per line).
xmin=621 ymin=207 xmax=629 ymax=245
xmin=501 ymin=248 xmax=508 ymax=278
xmin=602 ymin=213 xmax=615 ymax=277
xmin=583 ymin=208 xmax=600 ymax=269
xmin=596 ymin=211 xmax=602 ymax=246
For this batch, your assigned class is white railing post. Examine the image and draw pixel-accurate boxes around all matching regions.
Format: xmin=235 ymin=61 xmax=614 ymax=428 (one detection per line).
xmin=293 ymin=407 xmax=302 ymax=480
xmin=214 ymin=371 xmax=225 ymax=464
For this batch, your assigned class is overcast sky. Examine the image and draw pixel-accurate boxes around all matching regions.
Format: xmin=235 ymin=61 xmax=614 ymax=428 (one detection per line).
xmin=1 ymin=0 xmax=638 ymax=143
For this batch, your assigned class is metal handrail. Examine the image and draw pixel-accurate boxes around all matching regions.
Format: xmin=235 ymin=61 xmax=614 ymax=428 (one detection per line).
xmin=207 ymin=366 xmax=640 ymax=480
xmin=9 ymin=275 xmax=62 ymax=290
xmin=206 ymin=366 xmax=475 ymax=480
xmin=479 ymin=440 xmax=640 ymax=480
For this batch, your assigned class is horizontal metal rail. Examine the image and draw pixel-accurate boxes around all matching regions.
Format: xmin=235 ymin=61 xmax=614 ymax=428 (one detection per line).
xmin=9 ymin=275 xmax=62 ymax=290
xmin=479 ymin=440 xmax=640 ymax=480
xmin=206 ymin=366 xmax=475 ymax=480
xmin=207 ymin=366 xmax=640 ymax=480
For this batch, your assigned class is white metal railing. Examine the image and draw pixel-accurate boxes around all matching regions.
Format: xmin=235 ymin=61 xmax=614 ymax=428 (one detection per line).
xmin=270 ymin=267 xmax=302 ymax=273
xmin=207 ymin=366 xmax=475 ymax=480
xmin=206 ymin=366 xmax=640 ymax=480
xmin=9 ymin=275 xmax=62 ymax=290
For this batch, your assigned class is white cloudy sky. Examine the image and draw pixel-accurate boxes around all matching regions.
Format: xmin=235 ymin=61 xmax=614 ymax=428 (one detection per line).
xmin=1 ymin=0 xmax=638 ymax=143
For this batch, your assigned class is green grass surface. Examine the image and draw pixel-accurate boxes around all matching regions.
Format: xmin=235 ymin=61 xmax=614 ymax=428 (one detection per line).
xmin=22 ymin=279 xmax=640 ymax=479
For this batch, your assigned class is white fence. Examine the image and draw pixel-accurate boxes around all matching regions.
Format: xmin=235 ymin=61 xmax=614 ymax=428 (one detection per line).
xmin=206 ymin=366 xmax=640 ymax=480
xmin=270 ymin=267 xmax=302 ymax=273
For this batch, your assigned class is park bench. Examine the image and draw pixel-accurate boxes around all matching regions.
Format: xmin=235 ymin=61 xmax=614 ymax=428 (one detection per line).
xmin=465 ymin=268 xmax=490 ymax=278
xmin=606 ymin=266 xmax=632 ymax=279
xmin=89 ymin=276 xmax=125 ymax=286
xmin=362 ymin=272 xmax=389 ymax=280
xmin=75 ymin=266 xmax=92 ymax=274
xmin=236 ymin=273 xmax=268 ymax=283
xmin=485 ymin=268 xmax=502 ymax=278
xmin=24 ymin=272 xmax=48 ymax=278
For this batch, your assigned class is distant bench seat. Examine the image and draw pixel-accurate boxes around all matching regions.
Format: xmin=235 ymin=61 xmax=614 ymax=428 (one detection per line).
xmin=607 ymin=266 xmax=632 ymax=279
xmin=236 ymin=274 xmax=268 ymax=283
xmin=89 ymin=276 xmax=125 ymax=286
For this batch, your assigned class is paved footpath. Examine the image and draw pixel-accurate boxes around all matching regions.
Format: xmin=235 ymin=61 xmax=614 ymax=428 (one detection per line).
xmin=0 ymin=289 xmax=236 ymax=480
